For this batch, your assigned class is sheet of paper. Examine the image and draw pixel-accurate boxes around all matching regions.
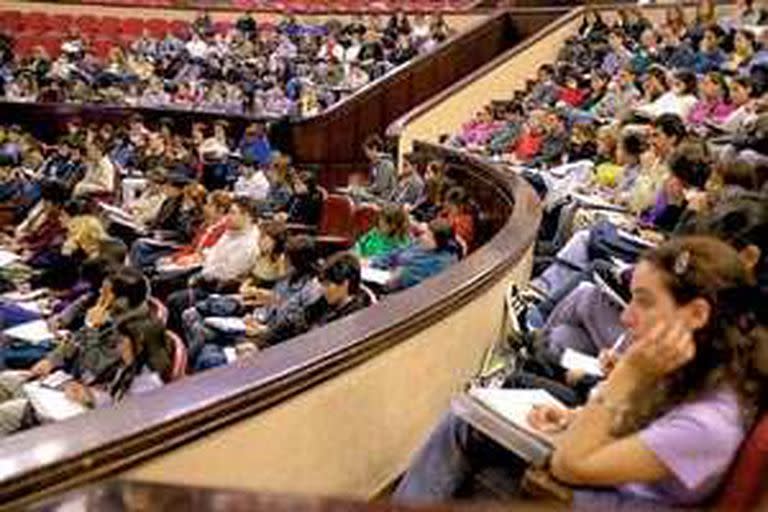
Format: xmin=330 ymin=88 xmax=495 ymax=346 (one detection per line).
xmin=361 ymin=266 xmax=392 ymax=286
xmin=560 ymin=348 xmax=604 ymax=377
xmin=40 ymin=370 xmax=74 ymax=389
xmin=23 ymin=383 xmax=88 ymax=422
xmin=98 ymin=202 xmax=134 ymax=221
xmin=4 ymin=319 xmax=54 ymax=343
xmin=204 ymin=317 xmax=247 ymax=334
xmin=0 ymin=249 xmax=19 ymax=268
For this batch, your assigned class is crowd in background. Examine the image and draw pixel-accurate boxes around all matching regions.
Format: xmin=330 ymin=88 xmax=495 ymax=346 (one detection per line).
xmin=0 ymin=11 xmax=453 ymax=117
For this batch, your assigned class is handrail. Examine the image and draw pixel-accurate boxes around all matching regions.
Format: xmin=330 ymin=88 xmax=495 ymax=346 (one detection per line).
xmin=0 ymin=142 xmax=541 ymax=508
xmin=27 ymin=480 xmax=569 ymax=512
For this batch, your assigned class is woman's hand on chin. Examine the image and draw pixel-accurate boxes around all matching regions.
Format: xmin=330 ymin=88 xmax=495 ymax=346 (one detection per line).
xmin=622 ymin=319 xmax=696 ymax=381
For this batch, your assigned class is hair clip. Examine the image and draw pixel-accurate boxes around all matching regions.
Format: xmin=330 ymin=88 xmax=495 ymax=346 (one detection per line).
xmin=674 ymin=250 xmax=691 ymax=276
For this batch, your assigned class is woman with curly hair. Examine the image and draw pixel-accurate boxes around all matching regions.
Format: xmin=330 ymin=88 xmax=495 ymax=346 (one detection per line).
xmin=394 ymin=236 xmax=765 ymax=508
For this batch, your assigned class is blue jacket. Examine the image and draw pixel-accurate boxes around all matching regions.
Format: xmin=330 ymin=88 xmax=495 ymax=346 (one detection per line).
xmin=371 ymin=244 xmax=458 ymax=291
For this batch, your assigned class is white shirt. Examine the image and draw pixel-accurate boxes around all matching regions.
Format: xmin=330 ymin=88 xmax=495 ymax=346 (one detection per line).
xmin=202 ymin=225 xmax=260 ymax=282
xmin=186 ymin=39 xmax=209 ymax=60
xmin=234 ymin=170 xmax=271 ymax=201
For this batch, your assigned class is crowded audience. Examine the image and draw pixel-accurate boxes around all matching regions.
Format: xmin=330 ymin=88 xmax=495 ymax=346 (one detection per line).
xmin=0 ymin=78 xmax=474 ymax=436
xmin=0 ymin=11 xmax=453 ymax=117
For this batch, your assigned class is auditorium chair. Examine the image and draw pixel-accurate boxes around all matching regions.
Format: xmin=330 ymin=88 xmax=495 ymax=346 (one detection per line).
xmin=74 ymin=14 xmax=100 ymax=35
xmin=165 ymin=331 xmax=189 ymax=381
xmin=351 ymin=203 xmax=379 ymax=239
xmin=120 ymin=18 xmax=145 ymax=38
xmin=145 ymin=18 xmax=169 ymax=38
xmin=0 ymin=11 xmax=22 ymax=33
xmin=715 ymin=413 xmax=768 ymax=511
xmin=149 ymin=297 xmax=170 ymax=327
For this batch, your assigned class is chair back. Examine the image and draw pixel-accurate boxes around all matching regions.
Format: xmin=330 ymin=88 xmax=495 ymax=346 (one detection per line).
xmin=165 ymin=331 xmax=188 ymax=382
xmin=715 ymin=413 xmax=768 ymax=511
xmin=149 ymin=296 xmax=169 ymax=326
xmin=318 ymin=194 xmax=355 ymax=239
xmin=352 ymin=204 xmax=380 ymax=238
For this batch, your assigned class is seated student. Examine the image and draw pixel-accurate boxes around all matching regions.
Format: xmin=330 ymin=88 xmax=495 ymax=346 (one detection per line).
xmin=369 ymin=218 xmax=459 ymax=292
xmin=128 ymin=181 xmax=207 ymax=269
xmin=640 ymin=140 xmax=712 ymax=232
xmin=687 ymin=71 xmax=734 ymax=129
xmin=257 ymin=252 xmax=371 ymax=347
xmin=597 ymin=130 xmax=647 ymax=193
xmin=634 ymin=69 xmax=698 ymax=121
xmin=354 ymin=204 xmax=411 ymax=259
xmin=694 ymin=24 xmax=727 ymax=74
xmin=237 ymin=122 xmax=272 ymax=167
xmin=164 ymin=198 xmax=261 ymax=332
xmin=388 ymin=153 xmax=425 ymax=208
xmin=359 ymin=134 xmax=396 ymax=201
xmin=182 ymin=235 xmax=321 ymax=370
xmin=275 ymin=171 xmax=324 ymax=226
xmin=55 ymin=314 xmax=166 ymax=410
xmin=4 ymin=180 xmax=70 ymax=268
xmin=715 ymin=76 xmax=756 ymax=134
xmin=72 ymin=142 xmax=115 ymax=199
xmin=394 ymin=236 xmax=764 ymax=508
xmin=439 ymin=186 xmax=475 ymax=250
xmin=239 ymin=221 xmax=290 ymax=292
xmin=145 ymin=190 xmax=233 ymax=271
xmin=0 ymin=266 xmax=162 ymax=436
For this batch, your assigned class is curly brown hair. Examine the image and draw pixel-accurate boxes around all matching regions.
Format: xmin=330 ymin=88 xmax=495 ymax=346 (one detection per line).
xmin=613 ymin=236 xmax=764 ymax=436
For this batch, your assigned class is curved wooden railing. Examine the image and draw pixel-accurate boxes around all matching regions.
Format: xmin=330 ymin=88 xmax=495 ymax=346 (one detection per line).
xmin=0 ymin=142 xmax=541 ymax=508
xmin=27 ymin=480 xmax=569 ymax=512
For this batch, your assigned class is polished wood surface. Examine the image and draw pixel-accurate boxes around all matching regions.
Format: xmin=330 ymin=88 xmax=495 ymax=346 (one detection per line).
xmin=26 ymin=480 xmax=569 ymax=512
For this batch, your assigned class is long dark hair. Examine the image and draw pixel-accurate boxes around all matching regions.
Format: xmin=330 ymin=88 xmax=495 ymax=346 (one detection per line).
xmin=614 ymin=236 xmax=763 ymax=436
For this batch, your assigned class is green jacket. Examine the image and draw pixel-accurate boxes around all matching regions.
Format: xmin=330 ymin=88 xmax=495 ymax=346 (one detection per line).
xmin=353 ymin=229 xmax=410 ymax=259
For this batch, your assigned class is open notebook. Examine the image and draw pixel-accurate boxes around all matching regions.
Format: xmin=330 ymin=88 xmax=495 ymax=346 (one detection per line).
xmin=451 ymin=387 xmax=564 ymax=467
xmin=23 ymin=382 xmax=88 ymax=423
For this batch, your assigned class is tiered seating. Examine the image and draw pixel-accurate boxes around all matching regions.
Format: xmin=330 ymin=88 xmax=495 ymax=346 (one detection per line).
xmin=70 ymin=0 xmax=477 ymax=12
xmin=0 ymin=10 xmax=196 ymax=58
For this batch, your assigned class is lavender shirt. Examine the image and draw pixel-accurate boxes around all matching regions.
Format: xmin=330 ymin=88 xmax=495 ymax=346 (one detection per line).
xmin=574 ymin=387 xmax=745 ymax=510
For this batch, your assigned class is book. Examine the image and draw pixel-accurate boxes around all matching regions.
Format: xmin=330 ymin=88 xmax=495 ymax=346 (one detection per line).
xmin=451 ymin=388 xmax=565 ymax=467
xmin=4 ymin=319 xmax=54 ymax=344
xmin=560 ymin=348 xmax=604 ymax=378
xmin=23 ymin=382 xmax=88 ymax=422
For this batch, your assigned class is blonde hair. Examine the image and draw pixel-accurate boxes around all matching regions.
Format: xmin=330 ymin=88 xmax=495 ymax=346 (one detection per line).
xmin=65 ymin=215 xmax=108 ymax=255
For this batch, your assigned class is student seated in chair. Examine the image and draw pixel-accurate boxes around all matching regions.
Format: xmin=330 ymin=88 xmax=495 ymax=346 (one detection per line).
xmin=394 ymin=237 xmax=766 ymax=509
xmin=253 ymin=251 xmax=371 ymax=347
xmin=369 ymin=218 xmax=459 ymax=292
xmin=0 ymin=266 xmax=168 ymax=436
